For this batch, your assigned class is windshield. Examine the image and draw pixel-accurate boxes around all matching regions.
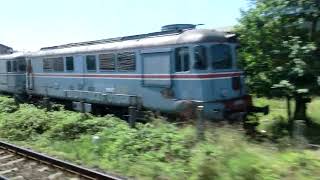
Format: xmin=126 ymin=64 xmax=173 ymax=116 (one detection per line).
xmin=210 ymin=44 xmax=232 ymax=69
xmin=193 ymin=45 xmax=207 ymax=70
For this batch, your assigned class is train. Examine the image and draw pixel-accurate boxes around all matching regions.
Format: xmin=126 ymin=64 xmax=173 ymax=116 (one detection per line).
xmin=0 ymin=24 xmax=268 ymax=120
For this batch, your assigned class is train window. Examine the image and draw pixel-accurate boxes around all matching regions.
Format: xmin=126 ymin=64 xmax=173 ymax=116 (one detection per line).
xmin=6 ymin=61 xmax=12 ymax=72
xmin=65 ymin=56 xmax=74 ymax=71
xmin=99 ymin=53 xmax=115 ymax=71
xmin=194 ymin=45 xmax=207 ymax=70
xmin=175 ymin=47 xmax=190 ymax=72
xmin=53 ymin=57 xmax=64 ymax=72
xmin=117 ymin=52 xmax=136 ymax=71
xmin=12 ymin=61 xmax=18 ymax=72
xmin=43 ymin=58 xmax=53 ymax=72
xmin=210 ymin=44 xmax=232 ymax=69
xmin=18 ymin=59 xmax=26 ymax=72
xmin=86 ymin=55 xmax=97 ymax=71
xmin=43 ymin=57 xmax=64 ymax=72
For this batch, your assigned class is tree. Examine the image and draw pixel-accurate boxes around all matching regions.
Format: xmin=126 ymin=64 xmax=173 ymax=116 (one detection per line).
xmin=236 ymin=0 xmax=320 ymax=123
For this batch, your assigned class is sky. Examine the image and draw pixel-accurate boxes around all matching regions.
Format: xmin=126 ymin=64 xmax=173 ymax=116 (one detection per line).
xmin=0 ymin=0 xmax=249 ymax=51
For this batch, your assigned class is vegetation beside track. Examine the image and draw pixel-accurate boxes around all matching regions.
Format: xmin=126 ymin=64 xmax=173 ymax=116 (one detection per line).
xmin=0 ymin=96 xmax=320 ymax=180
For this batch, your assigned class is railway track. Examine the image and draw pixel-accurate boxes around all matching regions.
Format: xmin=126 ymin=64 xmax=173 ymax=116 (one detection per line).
xmin=0 ymin=141 xmax=124 ymax=180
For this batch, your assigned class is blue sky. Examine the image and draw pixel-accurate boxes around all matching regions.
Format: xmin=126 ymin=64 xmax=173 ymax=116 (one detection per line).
xmin=0 ymin=0 xmax=248 ymax=51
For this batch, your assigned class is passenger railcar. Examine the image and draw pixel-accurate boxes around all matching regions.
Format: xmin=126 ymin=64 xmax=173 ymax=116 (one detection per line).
xmin=0 ymin=24 xmax=267 ymax=120
xmin=0 ymin=52 xmax=27 ymax=94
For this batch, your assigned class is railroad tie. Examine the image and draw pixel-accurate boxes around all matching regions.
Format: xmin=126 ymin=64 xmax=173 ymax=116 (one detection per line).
xmin=28 ymin=162 xmax=37 ymax=166
xmin=9 ymin=176 xmax=25 ymax=180
xmin=0 ymin=158 xmax=25 ymax=167
xmin=37 ymin=166 xmax=49 ymax=172
xmin=0 ymin=154 xmax=14 ymax=160
xmin=48 ymin=172 xmax=63 ymax=179
xmin=0 ymin=167 xmax=19 ymax=175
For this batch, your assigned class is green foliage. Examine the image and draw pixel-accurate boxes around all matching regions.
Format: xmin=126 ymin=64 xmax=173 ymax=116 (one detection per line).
xmin=46 ymin=113 xmax=121 ymax=140
xmin=0 ymin=96 xmax=320 ymax=179
xmin=256 ymin=97 xmax=320 ymax=145
xmin=91 ymin=121 xmax=197 ymax=178
xmin=272 ymin=37 xmax=317 ymax=97
xmin=267 ymin=116 xmax=289 ymax=139
xmin=308 ymin=97 xmax=320 ymax=123
xmin=0 ymin=96 xmax=124 ymax=141
xmin=0 ymin=96 xmax=18 ymax=113
xmin=0 ymin=104 xmax=51 ymax=140
xmin=236 ymin=0 xmax=320 ymax=96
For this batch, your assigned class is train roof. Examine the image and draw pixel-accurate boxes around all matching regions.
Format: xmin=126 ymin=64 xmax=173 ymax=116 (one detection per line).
xmin=30 ymin=28 xmax=235 ymax=57
xmin=0 ymin=51 xmax=30 ymax=60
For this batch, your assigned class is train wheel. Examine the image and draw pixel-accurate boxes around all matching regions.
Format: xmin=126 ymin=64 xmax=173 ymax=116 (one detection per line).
xmin=179 ymin=104 xmax=196 ymax=121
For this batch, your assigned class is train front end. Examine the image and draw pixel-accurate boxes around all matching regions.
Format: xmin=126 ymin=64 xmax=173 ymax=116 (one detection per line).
xmin=172 ymin=29 xmax=268 ymax=120
xmin=196 ymin=43 xmax=258 ymax=120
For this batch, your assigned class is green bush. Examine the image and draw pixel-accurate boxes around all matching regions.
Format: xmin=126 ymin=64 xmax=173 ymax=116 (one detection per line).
xmin=266 ymin=116 xmax=289 ymax=140
xmin=0 ymin=96 xmax=320 ymax=179
xmin=44 ymin=112 xmax=120 ymax=140
xmin=0 ymin=96 xmax=18 ymax=113
xmin=0 ymin=96 xmax=125 ymax=141
xmin=0 ymin=104 xmax=51 ymax=140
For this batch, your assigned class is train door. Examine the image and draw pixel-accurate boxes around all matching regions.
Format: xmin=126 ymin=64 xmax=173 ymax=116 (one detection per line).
xmin=6 ymin=60 xmax=16 ymax=91
xmin=83 ymin=54 xmax=97 ymax=91
xmin=0 ymin=60 xmax=8 ymax=89
xmin=74 ymin=55 xmax=86 ymax=91
xmin=26 ymin=59 xmax=33 ymax=90
xmin=141 ymin=49 xmax=172 ymax=87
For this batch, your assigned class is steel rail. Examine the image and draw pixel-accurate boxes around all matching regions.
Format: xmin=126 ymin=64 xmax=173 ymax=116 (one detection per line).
xmin=0 ymin=140 xmax=125 ymax=180
xmin=0 ymin=175 xmax=9 ymax=180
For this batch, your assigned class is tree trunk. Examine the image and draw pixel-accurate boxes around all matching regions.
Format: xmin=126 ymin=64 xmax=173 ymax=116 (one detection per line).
xmin=287 ymin=96 xmax=294 ymax=135
xmin=293 ymin=94 xmax=310 ymax=124
xmin=310 ymin=17 xmax=318 ymax=41
xmin=286 ymin=96 xmax=292 ymax=122
xmin=294 ymin=95 xmax=306 ymax=120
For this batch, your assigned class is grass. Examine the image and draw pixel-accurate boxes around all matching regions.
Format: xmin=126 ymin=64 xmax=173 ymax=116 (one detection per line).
xmin=254 ymin=97 xmax=320 ymax=123
xmin=0 ymin=95 xmax=319 ymax=179
xmin=254 ymin=97 xmax=320 ymax=143
xmin=308 ymin=97 xmax=320 ymax=124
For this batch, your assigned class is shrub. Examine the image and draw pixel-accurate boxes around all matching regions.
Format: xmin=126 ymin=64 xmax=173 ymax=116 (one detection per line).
xmin=0 ymin=96 xmax=18 ymax=113
xmin=46 ymin=113 xmax=123 ymax=140
xmin=0 ymin=104 xmax=51 ymax=140
xmin=267 ymin=116 xmax=289 ymax=139
xmin=1 ymin=96 xmax=320 ymax=179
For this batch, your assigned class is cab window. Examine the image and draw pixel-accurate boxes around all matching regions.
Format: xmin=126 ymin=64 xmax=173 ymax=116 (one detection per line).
xmin=175 ymin=47 xmax=190 ymax=72
xmin=210 ymin=44 xmax=232 ymax=69
xmin=193 ymin=45 xmax=207 ymax=70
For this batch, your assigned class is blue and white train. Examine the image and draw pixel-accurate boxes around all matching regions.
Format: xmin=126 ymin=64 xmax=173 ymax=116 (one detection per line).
xmin=0 ymin=24 xmax=267 ymax=120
